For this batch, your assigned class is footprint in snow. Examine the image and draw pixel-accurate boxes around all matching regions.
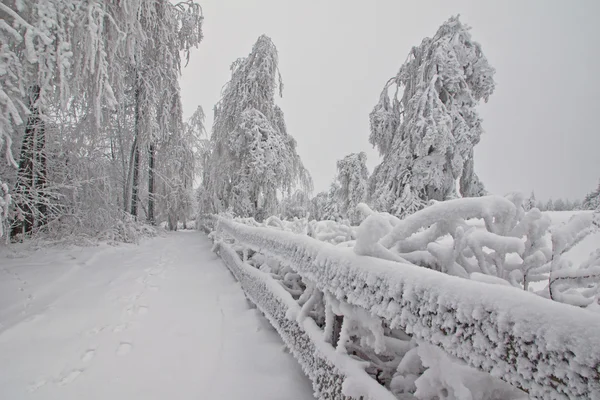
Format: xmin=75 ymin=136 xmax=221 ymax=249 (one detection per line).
xmin=113 ymin=324 xmax=127 ymax=333
xmin=28 ymin=379 xmax=47 ymax=392
xmin=81 ymin=349 xmax=96 ymax=362
xmin=137 ymin=305 xmax=149 ymax=315
xmin=116 ymin=342 xmax=132 ymax=356
xmin=58 ymin=369 xmax=83 ymax=386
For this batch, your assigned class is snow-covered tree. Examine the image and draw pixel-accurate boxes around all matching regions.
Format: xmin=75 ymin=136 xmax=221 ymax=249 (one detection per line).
xmin=323 ymin=179 xmax=342 ymax=221
xmin=583 ymin=179 xmax=600 ymax=210
xmin=308 ymin=191 xmax=328 ymax=221
xmin=279 ymin=190 xmax=310 ymax=220
xmin=204 ymin=35 xmax=312 ymax=218
xmin=336 ymin=152 xmax=369 ymax=224
xmin=536 ymin=200 xmax=547 ymax=211
xmin=1 ymin=0 xmax=203 ymax=240
xmin=368 ymin=16 xmax=495 ymax=218
xmin=563 ymin=198 xmax=573 ymax=211
xmin=546 ymin=198 xmax=555 ymax=211
xmin=525 ymin=191 xmax=537 ymax=211
xmin=156 ymin=105 xmax=206 ymax=230
xmin=554 ymin=198 xmax=566 ymax=211
xmin=0 ymin=179 xmax=9 ymax=238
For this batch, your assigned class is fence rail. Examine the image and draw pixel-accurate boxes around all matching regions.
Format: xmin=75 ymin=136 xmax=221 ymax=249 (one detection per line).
xmin=209 ymin=215 xmax=600 ymax=400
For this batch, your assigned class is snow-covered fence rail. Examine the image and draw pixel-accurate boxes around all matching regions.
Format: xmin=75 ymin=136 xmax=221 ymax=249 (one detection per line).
xmin=214 ymin=238 xmax=395 ymax=400
xmin=211 ymin=215 xmax=600 ymax=400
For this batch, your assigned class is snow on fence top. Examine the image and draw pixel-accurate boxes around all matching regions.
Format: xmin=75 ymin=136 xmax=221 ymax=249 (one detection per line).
xmin=215 ymin=216 xmax=600 ymax=400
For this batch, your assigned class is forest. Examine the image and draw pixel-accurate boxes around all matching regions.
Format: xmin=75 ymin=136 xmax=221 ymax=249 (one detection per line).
xmin=1 ymin=2 xmax=598 ymax=243
xmin=1 ymin=2 xmax=600 ymax=400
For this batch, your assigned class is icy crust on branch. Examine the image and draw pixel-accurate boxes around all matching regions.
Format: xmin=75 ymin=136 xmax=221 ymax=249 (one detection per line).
xmin=356 ymin=195 xmax=600 ymax=308
xmin=379 ymin=196 xmax=517 ymax=248
xmin=215 ymin=216 xmax=600 ymax=399
xmin=214 ymin=240 xmax=394 ymax=400
xmin=368 ymin=16 xmax=495 ymax=217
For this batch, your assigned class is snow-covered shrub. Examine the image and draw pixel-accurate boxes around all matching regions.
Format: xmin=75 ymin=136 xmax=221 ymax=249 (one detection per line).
xmin=308 ymin=219 xmax=356 ymax=245
xmin=355 ymin=194 xmax=600 ymax=309
xmin=412 ymin=344 xmax=527 ymax=400
xmin=547 ymin=213 xmax=600 ymax=307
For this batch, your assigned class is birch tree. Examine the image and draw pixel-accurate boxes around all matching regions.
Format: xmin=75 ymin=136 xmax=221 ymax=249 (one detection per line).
xmin=336 ymin=152 xmax=369 ymax=224
xmin=1 ymin=0 xmax=203 ymax=240
xmin=204 ymin=35 xmax=312 ymax=218
xmin=368 ymin=16 xmax=495 ymax=218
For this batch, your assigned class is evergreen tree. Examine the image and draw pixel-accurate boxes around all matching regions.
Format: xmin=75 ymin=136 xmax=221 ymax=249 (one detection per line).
xmin=582 ymin=179 xmax=600 ymax=210
xmin=526 ymin=191 xmax=537 ymax=211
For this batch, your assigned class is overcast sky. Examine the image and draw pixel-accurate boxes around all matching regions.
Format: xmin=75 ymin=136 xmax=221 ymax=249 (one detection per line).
xmin=180 ymin=0 xmax=600 ymax=202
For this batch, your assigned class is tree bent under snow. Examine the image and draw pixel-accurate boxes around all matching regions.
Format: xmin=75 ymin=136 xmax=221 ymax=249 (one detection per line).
xmin=201 ymin=35 xmax=312 ymax=219
xmin=369 ymin=15 xmax=495 ymax=218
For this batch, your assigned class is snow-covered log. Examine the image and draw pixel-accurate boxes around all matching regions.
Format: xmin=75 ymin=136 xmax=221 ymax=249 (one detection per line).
xmin=213 ymin=215 xmax=600 ymax=400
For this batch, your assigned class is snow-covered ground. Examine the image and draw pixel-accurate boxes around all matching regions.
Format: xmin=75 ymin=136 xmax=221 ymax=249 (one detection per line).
xmin=0 ymin=232 xmax=314 ymax=400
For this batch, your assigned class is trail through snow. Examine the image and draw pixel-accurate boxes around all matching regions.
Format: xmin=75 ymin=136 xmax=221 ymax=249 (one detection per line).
xmin=0 ymin=231 xmax=314 ymax=400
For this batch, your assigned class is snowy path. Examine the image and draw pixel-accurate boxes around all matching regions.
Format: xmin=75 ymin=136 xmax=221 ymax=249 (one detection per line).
xmin=0 ymin=232 xmax=314 ymax=400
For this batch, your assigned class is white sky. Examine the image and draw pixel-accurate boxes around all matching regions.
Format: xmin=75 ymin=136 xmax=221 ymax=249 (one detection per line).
xmin=180 ymin=0 xmax=600 ymax=201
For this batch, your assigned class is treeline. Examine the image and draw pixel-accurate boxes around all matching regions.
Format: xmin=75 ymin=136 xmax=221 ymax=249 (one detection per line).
xmin=197 ymin=17 xmax=495 ymax=222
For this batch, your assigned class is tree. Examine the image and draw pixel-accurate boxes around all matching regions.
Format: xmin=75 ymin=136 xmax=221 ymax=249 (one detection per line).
xmin=526 ymin=191 xmax=537 ymax=211
xmin=564 ymin=198 xmax=573 ymax=211
xmin=204 ymin=35 xmax=312 ymax=218
xmin=157 ymin=105 xmax=206 ymax=230
xmin=279 ymin=190 xmax=310 ymax=220
xmin=554 ymin=198 xmax=566 ymax=211
xmin=308 ymin=192 xmax=328 ymax=221
xmin=536 ymin=200 xmax=546 ymax=211
xmin=546 ymin=198 xmax=555 ymax=211
xmin=323 ymin=179 xmax=342 ymax=221
xmin=368 ymin=16 xmax=495 ymax=218
xmin=336 ymin=152 xmax=369 ymax=224
xmin=1 ymin=0 xmax=204 ymax=240
xmin=0 ymin=179 xmax=9 ymax=238
xmin=582 ymin=179 xmax=600 ymax=210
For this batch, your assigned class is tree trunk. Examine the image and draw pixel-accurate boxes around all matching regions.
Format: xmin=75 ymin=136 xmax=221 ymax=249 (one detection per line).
xmin=130 ymin=82 xmax=141 ymax=219
xmin=331 ymin=315 xmax=344 ymax=349
xmin=35 ymin=113 xmax=47 ymax=227
xmin=147 ymin=143 xmax=155 ymax=225
xmin=11 ymin=85 xmax=45 ymax=239
xmin=168 ymin=210 xmax=177 ymax=231
xmin=130 ymin=144 xmax=140 ymax=218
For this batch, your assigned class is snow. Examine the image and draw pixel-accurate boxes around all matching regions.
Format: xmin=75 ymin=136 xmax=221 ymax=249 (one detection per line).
xmin=214 ymin=238 xmax=394 ymax=400
xmin=0 ymin=231 xmax=314 ymax=400
xmin=215 ymin=215 xmax=600 ymax=399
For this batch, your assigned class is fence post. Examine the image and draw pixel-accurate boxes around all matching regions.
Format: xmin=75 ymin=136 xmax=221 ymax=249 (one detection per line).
xmin=331 ymin=315 xmax=344 ymax=348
